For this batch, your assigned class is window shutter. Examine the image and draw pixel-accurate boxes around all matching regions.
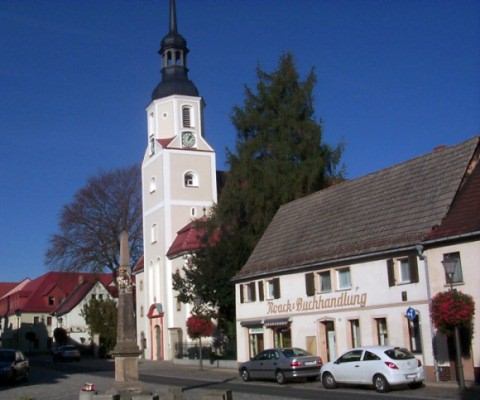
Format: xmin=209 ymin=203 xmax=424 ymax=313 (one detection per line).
xmin=409 ymin=254 xmax=419 ymax=283
xmin=273 ymin=278 xmax=280 ymax=299
xmin=387 ymin=259 xmax=395 ymax=287
xmin=249 ymin=282 xmax=256 ymax=302
xmin=239 ymin=284 xmax=244 ymax=304
xmin=258 ymin=281 xmax=264 ymax=302
xmin=305 ymin=273 xmax=315 ymax=296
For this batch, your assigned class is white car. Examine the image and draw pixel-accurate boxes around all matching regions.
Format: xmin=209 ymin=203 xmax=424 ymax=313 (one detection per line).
xmin=320 ymin=346 xmax=424 ymax=392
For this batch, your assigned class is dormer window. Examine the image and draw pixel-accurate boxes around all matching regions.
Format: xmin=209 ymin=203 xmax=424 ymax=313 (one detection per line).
xmin=48 ymin=296 xmax=55 ymax=306
xmin=184 ymin=171 xmax=198 ymax=187
xmin=182 ymin=106 xmax=192 ymax=128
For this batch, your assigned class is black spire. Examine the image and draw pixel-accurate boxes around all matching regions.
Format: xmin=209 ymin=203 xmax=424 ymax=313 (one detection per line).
xmin=151 ymin=0 xmax=199 ymax=100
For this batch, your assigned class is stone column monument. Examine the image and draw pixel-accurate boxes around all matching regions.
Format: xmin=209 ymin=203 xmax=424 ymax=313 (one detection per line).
xmin=112 ymin=231 xmax=141 ymax=388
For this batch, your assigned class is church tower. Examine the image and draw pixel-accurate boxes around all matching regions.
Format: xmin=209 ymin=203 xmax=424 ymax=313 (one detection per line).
xmin=136 ymin=0 xmax=217 ymax=361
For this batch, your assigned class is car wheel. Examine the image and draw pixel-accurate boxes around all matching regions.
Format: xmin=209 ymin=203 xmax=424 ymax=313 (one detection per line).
xmin=373 ymin=374 xmax=390 ymax=393
xmin=275 ymin=370 xmax=286 ymax=385
xmin=240 ymin=368 xmax=250 ymax=382
xmin=408 ymin=381 xmax=423 ymax=389
xmin=322 ymin=372 xmax=337 ymax=389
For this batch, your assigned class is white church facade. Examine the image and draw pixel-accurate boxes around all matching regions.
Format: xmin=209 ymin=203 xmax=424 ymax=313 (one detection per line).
xmin=134 ymin=0 xmax=217 ymax=361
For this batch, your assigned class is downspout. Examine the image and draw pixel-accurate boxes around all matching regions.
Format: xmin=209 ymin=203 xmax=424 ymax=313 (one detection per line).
xmin=416 ymin=244 xmax=439 ymax=382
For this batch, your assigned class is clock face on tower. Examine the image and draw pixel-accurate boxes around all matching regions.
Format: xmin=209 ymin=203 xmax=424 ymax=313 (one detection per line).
xmin=182 ymin=131 xmax=196 ymax=148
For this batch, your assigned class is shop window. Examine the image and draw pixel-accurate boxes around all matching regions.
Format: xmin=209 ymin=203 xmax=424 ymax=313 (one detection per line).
xmin=349 ymin=319 xmax=361 ymax=348
xmin=248 ymin=328 xmax=264 ymax=358
xmin=442 ymin=252 xmax=463 ymax=284
xmin=273 ymin=326 xmax=291 ymax=348
xmin=337 ymin=267 xmax=351 ymax=290
xmin=408 ymin=315 xmax=422 ymax=353
xmin=387 ymin=254 xmax=419 ymax=286
xmin=376 ymin=318 xmax=389 ymax=346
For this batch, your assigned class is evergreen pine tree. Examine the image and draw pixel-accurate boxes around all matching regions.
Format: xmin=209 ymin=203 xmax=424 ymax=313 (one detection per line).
xmin=173 ymin=53 xmax=343 ymax=338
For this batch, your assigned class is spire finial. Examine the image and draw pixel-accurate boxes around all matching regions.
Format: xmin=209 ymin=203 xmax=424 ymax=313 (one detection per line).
xmin=169 ymin=0 xmax=177 ymax=33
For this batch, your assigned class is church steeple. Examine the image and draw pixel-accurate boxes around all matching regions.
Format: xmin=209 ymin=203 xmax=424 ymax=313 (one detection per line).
xmin=151 ymin=0 xmax=199 ymax=100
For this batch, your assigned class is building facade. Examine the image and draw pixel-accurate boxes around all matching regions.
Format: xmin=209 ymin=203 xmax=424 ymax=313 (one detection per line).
xmin=234 ymin=137 xmax=480 ymax=384
xmin=135 ymin=0 xmax=217 ymax=361
xmin=0 ymin=272 xmax=115 ymax=353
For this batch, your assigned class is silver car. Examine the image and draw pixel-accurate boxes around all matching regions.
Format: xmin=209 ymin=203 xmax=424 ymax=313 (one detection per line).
xmin=321 ymin=346 xmax=424 ymax=392
xmin=239 ymin=348 xmax=322 ymax=384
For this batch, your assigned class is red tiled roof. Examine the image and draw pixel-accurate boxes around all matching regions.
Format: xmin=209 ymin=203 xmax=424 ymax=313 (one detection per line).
xmin=426 ymin=157 xmax=480 ymax=240
xmin=166 ymin=218 xmax=218 ymax=259
xmin=3 ymin=272 xmax=114 ymax=315
xmin=53 ymin=280 xmax=112 ymax=316
xmin=0 ymin=282 xmax=18 ymax=298
xmin=132 ymin=255 xmax=144 ymax=273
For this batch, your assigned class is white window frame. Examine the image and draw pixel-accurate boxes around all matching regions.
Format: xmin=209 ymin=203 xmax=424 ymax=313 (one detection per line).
xmin=184 ymin=171 xmax=199 ymax=187
xmin=398 ymin=257 xmax=411 ymax=283
xmin=317 ymin=270 xmax=332 ymax=293
xmin=336 ymin=267 xmax=352 ymax=290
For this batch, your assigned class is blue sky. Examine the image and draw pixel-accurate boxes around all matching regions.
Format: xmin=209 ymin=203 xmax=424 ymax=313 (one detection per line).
xmin=0 ymin=0 xmax=479 ymax=282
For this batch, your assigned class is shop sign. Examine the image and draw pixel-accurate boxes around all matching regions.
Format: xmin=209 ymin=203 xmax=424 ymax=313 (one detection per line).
xmin=249 ymin=327 xmax=264 ymax=334
xmin=267 ymin=292 xmax=367 ymax=315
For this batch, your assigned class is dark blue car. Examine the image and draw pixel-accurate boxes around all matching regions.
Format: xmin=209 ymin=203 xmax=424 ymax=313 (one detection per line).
xmin=0 ymin=349 xmax=29 ymax=384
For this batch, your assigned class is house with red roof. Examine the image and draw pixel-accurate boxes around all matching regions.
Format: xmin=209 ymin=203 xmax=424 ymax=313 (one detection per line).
xmin=0 ymin=271 xmax=115 ymax=353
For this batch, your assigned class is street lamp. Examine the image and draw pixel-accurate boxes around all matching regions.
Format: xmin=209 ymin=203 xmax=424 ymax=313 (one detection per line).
xmin=441 ymin=257 xmax=465 ymax=390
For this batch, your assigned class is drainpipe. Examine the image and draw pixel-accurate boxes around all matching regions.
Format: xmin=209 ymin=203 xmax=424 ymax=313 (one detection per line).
xmin=416 ymin=245 xmax=439 ymax=382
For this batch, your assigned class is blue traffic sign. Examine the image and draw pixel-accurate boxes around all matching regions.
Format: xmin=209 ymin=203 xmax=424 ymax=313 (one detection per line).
xmin=406 ymin=307 xmax=417 ymax=321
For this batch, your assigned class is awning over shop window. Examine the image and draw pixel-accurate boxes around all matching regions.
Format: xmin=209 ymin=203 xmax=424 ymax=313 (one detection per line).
xmin=264 ymin=318 xmax=290 ymax=327
xmin=240 ymin=320 xmax=263 ymax=328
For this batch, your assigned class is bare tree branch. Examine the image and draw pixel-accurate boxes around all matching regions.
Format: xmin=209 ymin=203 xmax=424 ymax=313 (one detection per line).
xmin=45 ymin=164 xmax=143 ymax=275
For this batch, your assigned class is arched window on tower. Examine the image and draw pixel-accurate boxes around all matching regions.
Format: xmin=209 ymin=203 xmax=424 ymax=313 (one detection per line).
xmin=149 ymin=176 xmax=156 ymax=193
xmin=182 ymin=106 xmax=192 ymax=128
xmin=167 ymin=50 xmax=173 ymax=66
xmin=149 ymin=135 xmax=156 ymax=156
xmin=175 ymin=50 xmax=182 ymax=65
xmin=184 ymin=171 xmax=198 ymax=187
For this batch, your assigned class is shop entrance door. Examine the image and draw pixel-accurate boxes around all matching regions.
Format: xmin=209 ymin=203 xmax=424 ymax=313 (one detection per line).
xmin=324 ymin=321 xmax=336 ymax=361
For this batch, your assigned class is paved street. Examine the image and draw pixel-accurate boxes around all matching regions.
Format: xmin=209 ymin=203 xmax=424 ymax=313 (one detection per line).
xmin=0 ymin=356 xmax=478 ymax=400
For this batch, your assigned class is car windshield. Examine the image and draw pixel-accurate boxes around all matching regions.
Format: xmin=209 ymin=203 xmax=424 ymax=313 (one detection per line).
xmin=385 ymin=347 xmax=415 ymax=360
xmin=282 ymin=348 xmax=311 ymax=358
xmin=0 ymin=351 xmax=15 ymax=362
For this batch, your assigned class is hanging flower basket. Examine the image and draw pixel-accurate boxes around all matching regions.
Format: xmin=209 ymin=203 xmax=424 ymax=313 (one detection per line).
xmin=186 ymin=315 xmax=215 ymax=339
xmin=431 ymin=290 xmax=475 ymax=335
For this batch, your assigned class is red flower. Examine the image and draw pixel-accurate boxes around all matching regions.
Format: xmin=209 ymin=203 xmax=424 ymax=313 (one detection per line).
xmin=186 ymin=315 xmax=215 ymax=339
xmin=431 ymin=290 xmax=475 ymax=334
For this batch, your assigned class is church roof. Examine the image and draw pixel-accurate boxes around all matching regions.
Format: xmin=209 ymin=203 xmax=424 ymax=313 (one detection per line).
xmin=151 ymin=0 xmax=199 ymax=100
xmin=234 ymin=136 xmax=479 ymax=281
xmin=166 ymin=219 xmax=209 ymax=259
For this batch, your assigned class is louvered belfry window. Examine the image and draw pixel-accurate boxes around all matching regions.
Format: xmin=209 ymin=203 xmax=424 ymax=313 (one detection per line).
xmin=182 ymin=106 xmax=191 ymax=128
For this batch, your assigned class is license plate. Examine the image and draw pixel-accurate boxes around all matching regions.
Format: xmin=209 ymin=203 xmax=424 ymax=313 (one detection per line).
xmin=406 ymin=374 xmax=417 ymax=379
xmin=305 ymin=361 xmax=316 ymax=366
